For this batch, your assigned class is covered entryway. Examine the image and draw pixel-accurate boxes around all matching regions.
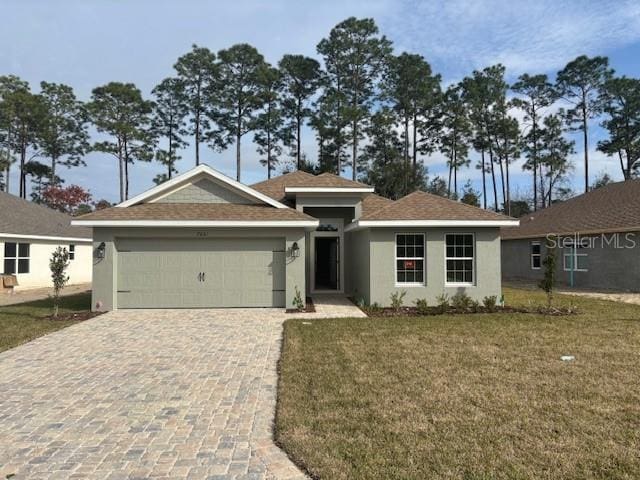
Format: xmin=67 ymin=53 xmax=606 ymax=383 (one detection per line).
xmin=116 ymin=238 xmax=286 ymax=308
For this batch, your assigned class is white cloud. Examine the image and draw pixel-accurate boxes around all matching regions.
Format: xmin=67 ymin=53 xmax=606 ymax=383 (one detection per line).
xmin=382 ymin=0 xmax=640 ymax=78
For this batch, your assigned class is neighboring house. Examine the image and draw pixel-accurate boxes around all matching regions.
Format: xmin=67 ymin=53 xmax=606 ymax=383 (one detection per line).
xmin=502 ymin=180 xmax=640 ymax=292
xmin=0 ymin=192 xmax=92 ymax=290
xmin=72 ymin=164 xmax=518 ymax=311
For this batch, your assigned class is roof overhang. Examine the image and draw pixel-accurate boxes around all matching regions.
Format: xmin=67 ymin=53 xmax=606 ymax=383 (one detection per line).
xmin=284 ymin=187 xmax=374 ymax=195
xmin=71 ymin=219 xmax=319 ymax=229
xmin=0 ymin=232 xmax=92 ymax=243
xmin=346 ymin=219 xmax=520 ymax=231
xmin=117 ymin=164 xmax=289 ymax=209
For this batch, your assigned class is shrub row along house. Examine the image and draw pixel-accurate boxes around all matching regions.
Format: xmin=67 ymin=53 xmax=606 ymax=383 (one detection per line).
xmin=0 ymin=192 xmax=92 ymax=290
xmin=501 ymin=180 xmax=640 ymax=291
xmin=72 ymin=165 xmax=518 ymax=311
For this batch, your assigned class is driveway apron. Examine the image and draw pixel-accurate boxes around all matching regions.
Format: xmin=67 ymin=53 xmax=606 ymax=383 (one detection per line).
xmin=0 ymin=309 xmax=307 ymax=480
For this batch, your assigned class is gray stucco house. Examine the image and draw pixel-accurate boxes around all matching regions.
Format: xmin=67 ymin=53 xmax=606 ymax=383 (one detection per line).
xmin=72 ymin=164 xmax=518 ymax=310
xmin=502 ymin=180 xmax=640 ymax=292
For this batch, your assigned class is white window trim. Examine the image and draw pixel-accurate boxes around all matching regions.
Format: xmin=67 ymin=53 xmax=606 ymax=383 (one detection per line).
xmin=395 ymin=233 xmax=426 ymax=287
xmin=530 ymin=241 xmax=541 ymax=270
xmin=444 ymin=233 xmax=475 ymax=286
xmin=563 ymin=247 xmax=588 ymax=272
xmin=4 ymin=242 xmax=30 ymax=274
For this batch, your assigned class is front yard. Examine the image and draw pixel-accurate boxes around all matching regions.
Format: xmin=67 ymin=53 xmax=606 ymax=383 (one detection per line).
xmin=0 ymin=292 xmax=92 ymax=353
xmin=276 ymin=288 xmax=640 ymax=479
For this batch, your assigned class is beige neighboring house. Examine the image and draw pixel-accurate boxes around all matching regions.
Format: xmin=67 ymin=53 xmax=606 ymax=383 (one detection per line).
xmin=72 ymin=164 xmax=518 ymax=311
xmin=0 ymin=191 xmax=92 ymax=290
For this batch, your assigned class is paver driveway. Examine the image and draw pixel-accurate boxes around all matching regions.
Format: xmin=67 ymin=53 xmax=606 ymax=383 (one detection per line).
xmin=0 ymin=309 xmax=309 ymax=480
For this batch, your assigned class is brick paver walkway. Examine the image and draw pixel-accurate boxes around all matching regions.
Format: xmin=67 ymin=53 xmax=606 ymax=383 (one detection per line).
xmin=0 ymin=309 xmax=311 ymax=480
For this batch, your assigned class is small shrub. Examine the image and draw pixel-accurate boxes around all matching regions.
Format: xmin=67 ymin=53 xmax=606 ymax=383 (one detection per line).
xmin=50 ymin=246 xmax=70 ymax=317
xmin=415 ymin=298 xmax=429 ymax=315
xmin=483 ymin=295 xmax=498 ymax=312
xmin=436 ymin=293 xmax=450 ymax=313
xmin=451 ymin=292 xmax=473 ymax=310
xmin=292 ymin=286 xmax=305 ymax=311
xmin=366 ymin=302 xmax=383 ymax=315
xmin=469 ymin=299 xmax=481 ymax=313
xmin=390 ymin=290 xmax=407 ymax=311
xmin=538 ymin=237 xmax=557 ymax=309
xmin=354 ymin=296 xmax=366 ymax=308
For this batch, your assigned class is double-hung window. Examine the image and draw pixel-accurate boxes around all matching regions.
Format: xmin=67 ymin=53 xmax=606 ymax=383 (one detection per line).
xmin=445 ymin=234 xmax=474 ymax=285
xmin=530 ymin=241 xmax=541 ymax=269
xmin=4 ymin=242 xmax=30 ymax=274
xmin=69 ymin=244 xmax=75 ymax=260
xmin=396 ymin=234 xmax=425 ymax=285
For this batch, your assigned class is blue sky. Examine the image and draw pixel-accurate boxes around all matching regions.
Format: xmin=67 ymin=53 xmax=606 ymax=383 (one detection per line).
xmin=3 ymin=0 xmax=640 ymax=203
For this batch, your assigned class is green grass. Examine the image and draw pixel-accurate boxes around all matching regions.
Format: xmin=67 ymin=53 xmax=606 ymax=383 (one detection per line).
xmin=0 ymin=292 xmax=91 ymax=353
xmin=276 ymin=287 xmax=640 ymax=480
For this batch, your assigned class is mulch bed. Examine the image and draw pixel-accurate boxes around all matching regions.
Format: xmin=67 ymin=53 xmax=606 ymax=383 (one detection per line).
xmin=362 ymin=305 xmax=578 ymax=317
xmin=286 ymin=297 xmax=316 ymax=314
xmin=44 ymin=311 xmax=104 ymax=322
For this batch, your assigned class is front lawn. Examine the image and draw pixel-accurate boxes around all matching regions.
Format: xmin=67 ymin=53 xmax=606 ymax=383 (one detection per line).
xmin=0 ymin=292 xmax=92 ymax=353
xmin=276 ymin=288 xmax=640 ymax=480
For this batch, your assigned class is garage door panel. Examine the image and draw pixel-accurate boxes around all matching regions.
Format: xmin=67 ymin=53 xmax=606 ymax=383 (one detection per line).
xmin=116 ymin=238 xmax=286 ymax=308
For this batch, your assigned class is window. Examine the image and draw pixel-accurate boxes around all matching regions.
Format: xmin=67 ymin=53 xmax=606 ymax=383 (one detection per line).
xmin=563 ymin=242 xmax=588 ymax=272
xmin=445 ymin=234 xmax=474 ymax=285
xmin=395 ymin=234 xmax=425 ymax=285
xmin=3 ymin=242 xmax=30 ymax=274
xmin=69 ymin=244 xmax=75 ymax=260
xmin=531 ymin=241 xmax=541 ymax=269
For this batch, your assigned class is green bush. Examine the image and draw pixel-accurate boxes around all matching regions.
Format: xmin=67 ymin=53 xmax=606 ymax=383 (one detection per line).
xmin=469 ymin=299 xmax=481 ymax=313
xmin=366 ymin=302 xmax=383 ymax=315
xmin=414 ymin=298 xmax=429 ymax=315
xmin=483 ymin=295 xmax=498 ymax=312
xmin=293 ymin=286 xmax=305 ymax=311
xmin=451 ymin=292 xmax=473 ymax=310
xmin=390 ymin=290 xmax=407 ymax=311
xmin=436 ymin=293 xmax=450 ymax=313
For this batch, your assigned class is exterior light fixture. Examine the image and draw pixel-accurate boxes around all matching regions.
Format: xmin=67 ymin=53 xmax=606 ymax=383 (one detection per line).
xmin=97 ymin=242 xmax=106 ymax=259
xmin=291 ymin=242 xmax=300 ymax=258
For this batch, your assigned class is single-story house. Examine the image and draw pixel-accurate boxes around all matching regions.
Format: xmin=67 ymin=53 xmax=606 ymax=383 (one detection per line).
xmin=502 ymin=180 xmax=640 ymax=292
xmin=0 ymin=191 xmax=92 ymax=290
xmin=72 ymin=164 xmax=518 ymax=311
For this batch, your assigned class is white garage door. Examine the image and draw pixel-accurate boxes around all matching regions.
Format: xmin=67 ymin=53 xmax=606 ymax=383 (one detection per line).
xmin=116 ymin=238 xmax=286 ymax=308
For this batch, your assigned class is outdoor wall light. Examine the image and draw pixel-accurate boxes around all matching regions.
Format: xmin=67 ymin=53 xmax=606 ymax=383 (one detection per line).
xmin=96 ymin=242 xmax=106 ymax=259
xmin=291 ymin=241 xmax=300 ymax=258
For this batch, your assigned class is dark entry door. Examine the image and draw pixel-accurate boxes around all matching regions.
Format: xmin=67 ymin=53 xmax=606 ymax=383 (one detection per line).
xmin=315 ymin=236 xmax=339 ymax=290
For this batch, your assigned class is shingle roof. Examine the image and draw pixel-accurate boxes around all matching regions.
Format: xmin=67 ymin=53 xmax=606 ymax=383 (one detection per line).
xmin=0 ymin=191 xmax=91 ymax=239
xmin=360 ymin=191 xmax=514 ymax=221
xmin=502 ymin=180 xmax=640 ymax=239
xmin=76 ymin=203 xmax=315 ymax=222
xmin=252 ymin=171 xmax=372 ymax=202
xmin=360 ymin=193 xmax=394 ymax=216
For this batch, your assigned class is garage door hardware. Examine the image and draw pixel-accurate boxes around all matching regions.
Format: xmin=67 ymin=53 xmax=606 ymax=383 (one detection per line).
xmin=197 ymin=272 xmax=206 ymax=282
xmin=117 ymin=290 xmax=131 ymax=293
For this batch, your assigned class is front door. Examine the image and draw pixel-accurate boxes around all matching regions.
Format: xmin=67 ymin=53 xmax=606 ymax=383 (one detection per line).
xmin=314 ymin=236 xmax=340 ymax=291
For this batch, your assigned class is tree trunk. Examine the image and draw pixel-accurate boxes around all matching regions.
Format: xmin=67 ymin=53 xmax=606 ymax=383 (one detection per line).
xmin=532 ymin=119 xmax=537 ymax=211
xmin=51 ymin=155 xmax=57 ymax=185
xmin=447 ymin=163 xmax=452 ymax=199
xmin=267 ymin=123 xmax=272 ymax=179
xmin=412 ymin=112 xmax=418 ymax=175
xmin=124 ymin=137 xmax=130 ymax=200
xmin=489 ymin=147 xmax=498 ymax=211
xmin=4 ymin=164 xmax=9 ymax=193
xmin=118 ymin=138 xmax=124 ymax=203
xmin=539 ymin=163 xmax=545 ymax=209
xmin=481 ymin=148 xmax=487 ymax=210
xmin=297 ymin=98 xmax=302 ymax=170
xmin=195 ymin=83 xmax=201 ymax=166
xmin=403 ymin=116 xmax=409 ymax=194
xmin=582 ymin=105 xmax=588 ymax=192
xmin=352 ymin=118 xmax=358 ymax=181
xmin=19 ymin=140 xmax=26 ymax=199
xmin=505 ymin=153 xmax=511 ymax=216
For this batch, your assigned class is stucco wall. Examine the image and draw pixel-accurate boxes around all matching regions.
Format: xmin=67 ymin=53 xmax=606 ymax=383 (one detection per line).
xmin=0 ymin=238 xmax=92 ymax=290
xmin=345 ymin=229 xmax=370 ymax=302
xmin=367 ymin=227 xmax=502 ymax=307
xmin=502 ymin=233 xmax=640 ymax=292
xmin=91 ymin=227 xmax=306 ymax=311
